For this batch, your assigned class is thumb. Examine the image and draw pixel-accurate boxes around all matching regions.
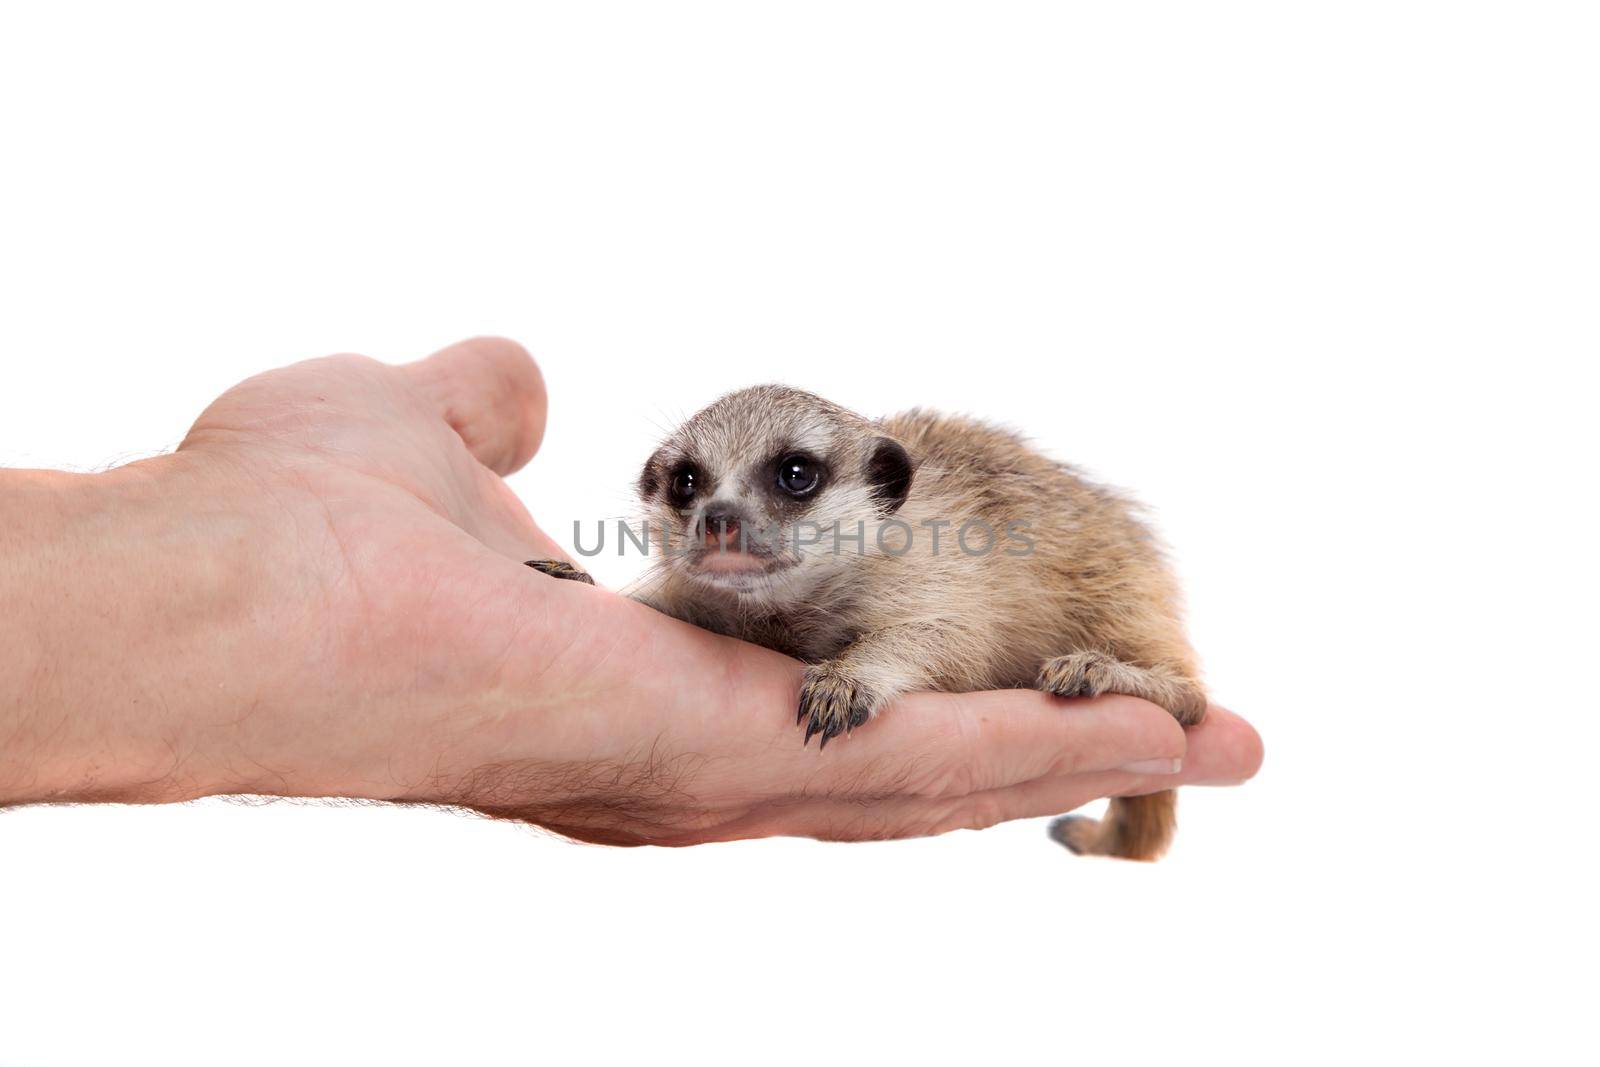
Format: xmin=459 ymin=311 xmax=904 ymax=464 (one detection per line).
xmin=401 ymin=336 xmax=548 ymax=475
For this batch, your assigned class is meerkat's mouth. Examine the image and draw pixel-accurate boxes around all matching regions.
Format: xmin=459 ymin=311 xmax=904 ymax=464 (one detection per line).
xmin=684 ymin=544 xmax=798 ymax=589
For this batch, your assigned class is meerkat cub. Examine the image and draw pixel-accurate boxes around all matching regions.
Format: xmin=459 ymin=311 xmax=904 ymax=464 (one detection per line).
xmin=528 ymin=385 xmax=1207 ymax=861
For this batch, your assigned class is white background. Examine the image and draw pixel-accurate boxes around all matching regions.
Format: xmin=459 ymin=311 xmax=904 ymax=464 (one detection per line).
xmin=2 ymin=2 xmax=1596 ymax=1064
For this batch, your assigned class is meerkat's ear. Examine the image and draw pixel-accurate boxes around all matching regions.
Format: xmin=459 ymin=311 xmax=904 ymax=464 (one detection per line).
xmin=866 ymin=437 xmax=914 ymax=514
xmin=638 ymin=447 xmax=667 ymax=499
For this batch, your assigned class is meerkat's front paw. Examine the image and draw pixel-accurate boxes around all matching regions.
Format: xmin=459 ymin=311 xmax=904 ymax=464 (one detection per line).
xmin=523 ymin=559 xmax=595 ymax=585
xmin=797 ymin=663 xmax=883 ymax=749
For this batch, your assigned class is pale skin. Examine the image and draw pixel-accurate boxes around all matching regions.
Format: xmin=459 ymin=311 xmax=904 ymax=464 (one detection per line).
xmin=0 ymin=337 xmax=1263 ymax=844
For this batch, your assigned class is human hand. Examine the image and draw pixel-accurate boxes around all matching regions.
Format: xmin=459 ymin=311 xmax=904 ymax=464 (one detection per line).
xmin=0 ymin=338 xmax=1262 ymax=842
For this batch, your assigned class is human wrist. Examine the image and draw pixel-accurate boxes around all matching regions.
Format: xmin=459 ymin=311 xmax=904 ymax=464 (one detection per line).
xmin=0 ymin=457 xmax=266 ymax=804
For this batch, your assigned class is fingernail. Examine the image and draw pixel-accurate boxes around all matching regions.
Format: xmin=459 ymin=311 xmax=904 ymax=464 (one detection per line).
xmin=1118 ymin=757 xmax=1182 ymax=775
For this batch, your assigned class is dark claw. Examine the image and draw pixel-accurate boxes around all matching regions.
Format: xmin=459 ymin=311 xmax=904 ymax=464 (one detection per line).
xmin=818 ymin=705 xmax=853 ymax=748
xmin=798 ymin=672 xmax=878 ymax=750
xmin=523 ymin=559 xmax=595 ymax=585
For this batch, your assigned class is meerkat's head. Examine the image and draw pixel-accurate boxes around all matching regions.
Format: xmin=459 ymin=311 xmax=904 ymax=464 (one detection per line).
xmin=637 ymin=385 xmax=914 ymax=600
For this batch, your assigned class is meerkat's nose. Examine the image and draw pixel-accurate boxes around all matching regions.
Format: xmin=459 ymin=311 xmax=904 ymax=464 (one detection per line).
xmin=698 ymin=507 xmax=745 ymax=549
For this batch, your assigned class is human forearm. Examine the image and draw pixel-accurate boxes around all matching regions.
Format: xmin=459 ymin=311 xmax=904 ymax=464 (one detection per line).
xmin=0 ymin=459 xmax=265 ymax=804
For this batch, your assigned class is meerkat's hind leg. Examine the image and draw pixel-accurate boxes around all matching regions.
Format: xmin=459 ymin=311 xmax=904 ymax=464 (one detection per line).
xmin=523 ymin=559 xmax=596 ymax=585
xmin=1037 ymin=650 xmax=1206 ymax=726
xmin=1037 ymin=650 xmax=1204 ymax=862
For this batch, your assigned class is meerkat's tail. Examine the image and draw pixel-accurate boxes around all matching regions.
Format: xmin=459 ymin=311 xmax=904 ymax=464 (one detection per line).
xmin=1049 ymin=790 xmax=1176 ymax=861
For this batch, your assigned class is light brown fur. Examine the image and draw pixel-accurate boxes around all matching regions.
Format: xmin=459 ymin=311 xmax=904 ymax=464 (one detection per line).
xmin=533 ymin=385 xmax=1207 ymax=860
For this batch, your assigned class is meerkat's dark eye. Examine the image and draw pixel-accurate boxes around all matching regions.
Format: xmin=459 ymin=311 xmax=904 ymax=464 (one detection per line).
xmin=777 ymin=455 xmax=820 ymax=497
xmin=669 ymin=465 xmax=700 ymax=505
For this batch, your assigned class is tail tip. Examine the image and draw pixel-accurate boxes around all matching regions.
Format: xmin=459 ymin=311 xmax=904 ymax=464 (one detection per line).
xmin=1047 ymin=814 xmax=1096 ymax=855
